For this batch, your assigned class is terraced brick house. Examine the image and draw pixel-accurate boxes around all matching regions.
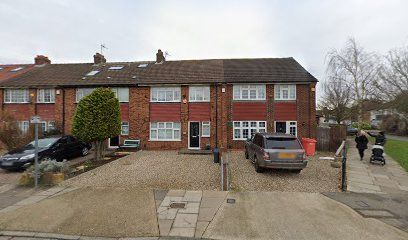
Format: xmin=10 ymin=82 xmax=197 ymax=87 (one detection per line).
xmin=0 ymin=51 xmax=318 ymax=151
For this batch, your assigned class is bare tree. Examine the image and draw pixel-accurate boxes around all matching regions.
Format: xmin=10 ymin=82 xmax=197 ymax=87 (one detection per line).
xmin=376 ymin=47 xmax=408 ymax=100
xmin=319 ymin=77 xmax=352 ymax=124
xmin=326 ymin=38 xmax=379 ymax=122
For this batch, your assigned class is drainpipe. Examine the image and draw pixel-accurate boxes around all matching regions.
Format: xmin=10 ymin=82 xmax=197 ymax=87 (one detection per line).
xmin=62 ymin=88 xmax=65 ymax=134
xmin=213 ymin=84 xmax=220 ymax=163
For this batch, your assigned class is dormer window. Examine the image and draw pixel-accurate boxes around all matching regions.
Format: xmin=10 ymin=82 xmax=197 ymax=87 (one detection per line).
xmin=108 ymin=66 xmax=124 ymax=70
xmin=10 ymin=67 xmax=24 ymax=72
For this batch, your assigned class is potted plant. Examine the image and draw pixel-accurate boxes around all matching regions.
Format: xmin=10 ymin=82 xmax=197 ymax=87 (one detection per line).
xmin=21 ymin=159 xmax=67 ymax=186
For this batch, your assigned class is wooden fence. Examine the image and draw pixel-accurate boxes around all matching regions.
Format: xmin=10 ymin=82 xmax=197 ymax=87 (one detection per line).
xmin=316 ymin=125 xmax=346 ymax=152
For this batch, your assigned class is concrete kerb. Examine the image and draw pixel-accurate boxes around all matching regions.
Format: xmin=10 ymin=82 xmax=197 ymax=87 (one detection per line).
xmin=0 ymin=231 xmax=164 ymax=240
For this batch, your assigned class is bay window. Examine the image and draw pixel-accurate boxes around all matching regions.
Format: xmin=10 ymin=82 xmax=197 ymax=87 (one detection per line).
xmin=233 ymin=85 xmax=266 ymax=100
xmin=275 ymin=84 xmax=296 ymax=100
xmin=151 ymin=87 xmax=181 ymax=102
xmin=233 ymin=121 xmax=266 ymax=140
xmin=150 ymin=122 xmax=181 ymax=141
xmin=4 ymin=89 xmax=29 ymax=103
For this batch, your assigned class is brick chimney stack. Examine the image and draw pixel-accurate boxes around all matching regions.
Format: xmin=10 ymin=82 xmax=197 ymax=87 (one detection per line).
xmin=93 ymin=53 xmax=106 ymax=64
xmin=156 ymin=49 xmax=165 ymax=63
xmin=34 ymin=55 xmax=51 ymax=65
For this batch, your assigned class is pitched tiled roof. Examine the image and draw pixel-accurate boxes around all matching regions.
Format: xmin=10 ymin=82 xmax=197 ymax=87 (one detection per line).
xmin=0 ymin=64 xmax=35 ymax=83
xmin=0 ymin=58 xmax=317 ymax=88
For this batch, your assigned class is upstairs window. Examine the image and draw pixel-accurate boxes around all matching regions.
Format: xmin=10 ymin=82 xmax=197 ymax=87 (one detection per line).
xmin=10 ymin=67 xmax=24 ymax=72
xmin=275 ymin=84 xmax=296 ymax=100
xmin=76 ymin=88 xmax=95 ymax=102
xmin=233 ymin=85 xmax=266 ymax=100
xmin=151 ymin=87 xmax=181 ymax=102
xmin=86 ymin=70 xmax=100 ymax=76
xmin=37 ymin=89 xmax=55 ymax=103
xmin=4 ymin=89 xmax=29 ymax=103
xmin=189 ymin=86 xmax=210 ymax=102
xmin=111 ymin=88 xmax=129 ymax=102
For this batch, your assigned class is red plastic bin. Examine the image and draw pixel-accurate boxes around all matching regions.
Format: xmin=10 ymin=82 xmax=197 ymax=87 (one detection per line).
xmin=301 ymin=138 xmax=317 ymax=156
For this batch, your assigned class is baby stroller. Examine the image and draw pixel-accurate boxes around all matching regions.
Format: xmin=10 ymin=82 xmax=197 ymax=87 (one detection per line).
xmin=370 ymin=144 xmax=385 ymax=165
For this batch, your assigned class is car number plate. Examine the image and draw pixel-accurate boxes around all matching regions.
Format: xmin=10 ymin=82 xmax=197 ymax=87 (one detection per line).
xmin=1 ymin=161 xmax=13 ymax=166
xmin=278 ymin=153 xmax=296 ymax=159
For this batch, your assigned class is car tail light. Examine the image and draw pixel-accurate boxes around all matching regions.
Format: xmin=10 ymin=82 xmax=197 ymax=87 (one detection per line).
xmin=263 ymin=151 xmax=270 ymax=160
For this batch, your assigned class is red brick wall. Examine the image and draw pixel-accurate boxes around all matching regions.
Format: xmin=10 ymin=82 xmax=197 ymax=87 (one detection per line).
xmin=274 ymin=102 xmax=297 ymax=121
xmin=37 ymin=104 xmax=56 ymax=121
xmin=3 ymin=104 xmax=31 ymax=120
xmin=232 ymin=102 xmax=267 ymax=121
xmin=120 ymin=104 xmax=129 ymax=121
xmin=150 ymin=103 xmax=181 ymax=121
xmin=189 ymin=103 xmax=211 ymax=121
xmin=63 ymin=88 xmax=77 ymax=134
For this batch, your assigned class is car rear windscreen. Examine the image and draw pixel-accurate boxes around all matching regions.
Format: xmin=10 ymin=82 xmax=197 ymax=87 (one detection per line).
xmin=265 ymin=137 xmax=301 ymax=149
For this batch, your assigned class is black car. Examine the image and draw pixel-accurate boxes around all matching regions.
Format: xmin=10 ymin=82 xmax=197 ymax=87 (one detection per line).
xmin=0 ymin=135 xmax=91 ymax=171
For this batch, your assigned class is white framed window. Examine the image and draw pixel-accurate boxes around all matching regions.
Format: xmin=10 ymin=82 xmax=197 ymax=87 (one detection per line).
xmin=151 ymin=87 xmax=181 ymax=102
xmin=121 ymin=121 xmax=129 ymax=135
xmin=233 ymin=121 xmax=266 ymax=140
xmin=274 ymin=121 xmax=297 ymax=136
xmin=202 ymin=122 xmax=210 ymax=137
xmin=4 ymin=89 xmax=29 ymax=103
xmin=189 ymin=86 xmax=210 ymax=102
xmin=150 ymin=122 xmax=181 ymax=141
xmin=111 ymin=88 xmax=129 ymax=102
xmin=233 ymin=85 xmax=266 ymax=100
xmin=37 ymin=89 xmax=55 ymax=103
xmin=76 ymin=88 xmax=95 ymax=102
xmin=48 ymin=121 xmax=56 ymax=131
xmin=18 ymin=121 xmax=29 ymax=134
xmin=40 ymin=121 xmax=47 ymax=133
xmin=275 ymin=84 xmax=296 ymax=100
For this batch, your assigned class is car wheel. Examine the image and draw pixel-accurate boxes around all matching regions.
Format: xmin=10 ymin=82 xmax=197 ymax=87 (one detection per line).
xmin=245 ymin=150 xmax=249 ymax=159
xmin=82 ymin=147 xmax=89 ymax=156
xmin=254 ymin=159 xmax=264 ymax=173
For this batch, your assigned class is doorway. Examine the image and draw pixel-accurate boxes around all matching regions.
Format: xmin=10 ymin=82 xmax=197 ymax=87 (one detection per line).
xmin=275 ymin=122 xmax=287 ymax=134
xmin=109 ymin=136 xmax=120 ymax=148
xmin=189 ymin=122 xmax=200 ymax=149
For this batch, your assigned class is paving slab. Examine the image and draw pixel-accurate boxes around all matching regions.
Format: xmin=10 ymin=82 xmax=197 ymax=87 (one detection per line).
xmin=195 ymin=221 xmax=210 ymax=238
xmin=178 ymin=202 xmax=200 ymax=214
xmin=173 ymin=213 xmax=197 ymax=228
xmin=158 ymin=219 xmax=172 ymax=236
xmin=168 ymin=227 xmax=195 ymax=238
xmin=166 ymin=190 xmax=185 ymax=197
xmin=182 ymin=191 xmax=202 ymax=202
xmin=198 ymin=207 xmax=219 ymax=222
xmin=200 ymin=197 xmax=224 ymax=208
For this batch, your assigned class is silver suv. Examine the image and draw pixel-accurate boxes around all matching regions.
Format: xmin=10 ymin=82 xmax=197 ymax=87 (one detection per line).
xmin=245 ymin=132 xmax=307 ymax=173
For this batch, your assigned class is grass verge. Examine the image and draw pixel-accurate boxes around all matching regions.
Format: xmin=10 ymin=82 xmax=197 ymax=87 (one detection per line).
xmin=384 ymin=139 xmax=408 ymax=172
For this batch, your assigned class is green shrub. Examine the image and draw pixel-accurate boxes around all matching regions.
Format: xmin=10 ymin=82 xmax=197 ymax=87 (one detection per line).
xmin=352 ymin=122 xmax=371 ymax=130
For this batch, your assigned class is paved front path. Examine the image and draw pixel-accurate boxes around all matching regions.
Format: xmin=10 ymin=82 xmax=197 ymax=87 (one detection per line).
xmin=154 ymin=189 xmax=227 ymax=238
xmin=347 ymin=142 xmax=408 ymax=194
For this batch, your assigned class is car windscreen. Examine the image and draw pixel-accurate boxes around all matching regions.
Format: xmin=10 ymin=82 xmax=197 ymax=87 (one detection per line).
xmin=265 ymin=137 xmax=301 ymax=149
xmin=25 ymin=138 xmax=59 ymax=149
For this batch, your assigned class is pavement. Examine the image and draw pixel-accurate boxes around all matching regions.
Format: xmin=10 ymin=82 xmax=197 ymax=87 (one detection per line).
xmin=1 ymin=187 xmax=407 ymax=240
xmin=387 ymin=134 xmax=408 ymax=142
xmin=346 ymin=142 xmax=408 ymax=194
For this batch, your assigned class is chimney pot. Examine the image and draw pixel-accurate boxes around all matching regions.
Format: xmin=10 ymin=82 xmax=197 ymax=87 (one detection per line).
xmin=34 ymin=55 xmax=51 ymax=65
xmin=93 ymin=53 xmax=106 ymax=64
xmin=156 ymin=49 xmax=165 ymax=63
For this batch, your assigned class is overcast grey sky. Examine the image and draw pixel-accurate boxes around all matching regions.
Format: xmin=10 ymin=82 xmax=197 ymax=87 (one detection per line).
xmin=1 ymin=0 xmax=407 ymax=85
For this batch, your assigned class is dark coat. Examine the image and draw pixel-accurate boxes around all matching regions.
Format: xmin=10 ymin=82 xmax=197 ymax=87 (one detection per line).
xmin=355 ymin=135 xmax=368 ymax=149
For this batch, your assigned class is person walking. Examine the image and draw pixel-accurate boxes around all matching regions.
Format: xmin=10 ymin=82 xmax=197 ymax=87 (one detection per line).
xmin=355 ymin=130 xmax=369 ymax=161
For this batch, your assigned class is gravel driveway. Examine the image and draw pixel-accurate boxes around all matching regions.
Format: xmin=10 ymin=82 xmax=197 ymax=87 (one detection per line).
xmin=228 ymin=151 xmax=339 ymax=192
xmin=63 ymin=151 xmax=220 ymax=190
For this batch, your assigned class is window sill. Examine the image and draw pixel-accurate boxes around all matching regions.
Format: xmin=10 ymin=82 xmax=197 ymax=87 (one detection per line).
xmin=189 ymin=100 xmax=211 ymax=103
xmin=150 ymin=101 xmax=181 ymax=103
xmin=232 ymin=99 xmax=266 ymax=101
xmin=274 ymin=99 xmax=296 ymax=101
xmin=201 ymin=135 xmax=210 ymax=138
xmin=4 ymin=102 xmax=30 ymax=104
xmin=36 ymin=102 xmax=55 ymax=104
